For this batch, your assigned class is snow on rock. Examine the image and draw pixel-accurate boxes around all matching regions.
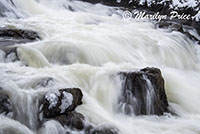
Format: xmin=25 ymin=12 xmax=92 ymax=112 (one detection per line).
xmin=59 ymin=92 xmax=73 ymax=113
xmin=136 ymin=0 xmax=199 ymax=10
xmin=110 ymin=0 xmax=200 ymax=9
xmin=45 ymin=93 xmax=58 ymax=109
xmin=41 ymin=88 xmax=83 ymax=118
xmin=171 ymin=0 xmax=198 ymax=8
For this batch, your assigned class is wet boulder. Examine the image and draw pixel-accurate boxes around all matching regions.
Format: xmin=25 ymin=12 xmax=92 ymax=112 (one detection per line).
xmin=0 ymin=93 xmax=13 ymax=116
xmin=118 ymin=67 xmax=169 ymax=115
xmin=89 ymin=125 xmax=119 ymax=134
xmin=0 ymin=28 xmax=40 ymax=46
xmin=54 ymin=111 xmax=86 ymax=130
xmin=41 ymin=88 xmax=83 ymax=118
xmin=54 ymin=112 xmax=120 ymax=134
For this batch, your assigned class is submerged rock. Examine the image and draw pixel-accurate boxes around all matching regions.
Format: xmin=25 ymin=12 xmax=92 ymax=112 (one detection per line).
xmin=34 ymin=77 xmax=54 ymax=88
xmin=41 ymin=88 xmax=83 ymax=118
xmin=54 ymin=113 xmax=120 ymax=134
xmin=118 ymin=67 xmax=169 ymax=115
xmin=54 ymin=111 xmax=86 ymax=130
xmin=90 ymin=125 xmax=119 ymax=134
xmin=0 ymin=46 xmax=19 ymax=62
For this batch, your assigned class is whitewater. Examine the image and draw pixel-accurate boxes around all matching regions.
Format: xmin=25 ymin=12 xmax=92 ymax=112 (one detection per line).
xmin=0 ymin=0 xmax=200 ymax=134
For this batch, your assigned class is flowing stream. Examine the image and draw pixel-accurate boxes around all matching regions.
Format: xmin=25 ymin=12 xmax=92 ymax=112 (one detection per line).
xmin=1 ymin=0 xmax=200 ymax=134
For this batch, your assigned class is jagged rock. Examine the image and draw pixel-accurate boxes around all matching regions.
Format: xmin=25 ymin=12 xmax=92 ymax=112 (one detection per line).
xmin=0 ymin=93 xmax=13 ymax=116
xmin=118 ymin=67 xmax=169 ymax=115
xmin=54 ymin=111 xmax=86 ymax=130
xmin=41 ymin=88 xmax=83 ymax=118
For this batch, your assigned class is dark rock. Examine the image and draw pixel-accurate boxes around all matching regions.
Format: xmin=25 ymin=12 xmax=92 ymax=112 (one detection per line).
xmin=78 ymin=0 xmax=133 ymax=8
xmin=0 ymin=27 xmax=40 ymax=43
xmin=0 ymin=93 xmax=13 ymax=116
xmin=90 ymin=125 xmax=119 ymax=134
xmin=41 ymin=88 xmax=83 ymax=118
xmin=0 ymin=28 xmax=40 ymax=45
xmin=77 ymin=0 xmax=199 ymax=15
xmin=52 ymin=112 xmax=120 ymax=134
xmin=54 ymin=111 xmax=85 ymax=130
xmin=118 ymin=67 xmax=169 ymax=115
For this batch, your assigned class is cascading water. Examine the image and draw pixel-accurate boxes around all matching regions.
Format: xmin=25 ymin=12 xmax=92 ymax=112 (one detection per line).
xmin=0 ymin=0 xmax=200 ymax=134
xmin=142 ymin=75 xmax=155 ymax=115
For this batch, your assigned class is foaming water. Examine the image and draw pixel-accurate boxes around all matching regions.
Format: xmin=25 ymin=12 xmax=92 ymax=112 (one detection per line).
xmin=0 ymin=0 xmax=200 ymax=134
xmin=0 ymin=116 xmax=34 ymax=134
xmin=17 ymin=45 xmax=50 ymax=68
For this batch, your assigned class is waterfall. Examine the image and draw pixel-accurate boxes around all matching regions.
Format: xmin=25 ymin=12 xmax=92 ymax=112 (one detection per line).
xmin=0 ymin=0 xmax=200 ymax=134
xmin=143 ymin=74 xmax=155 ymax=115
